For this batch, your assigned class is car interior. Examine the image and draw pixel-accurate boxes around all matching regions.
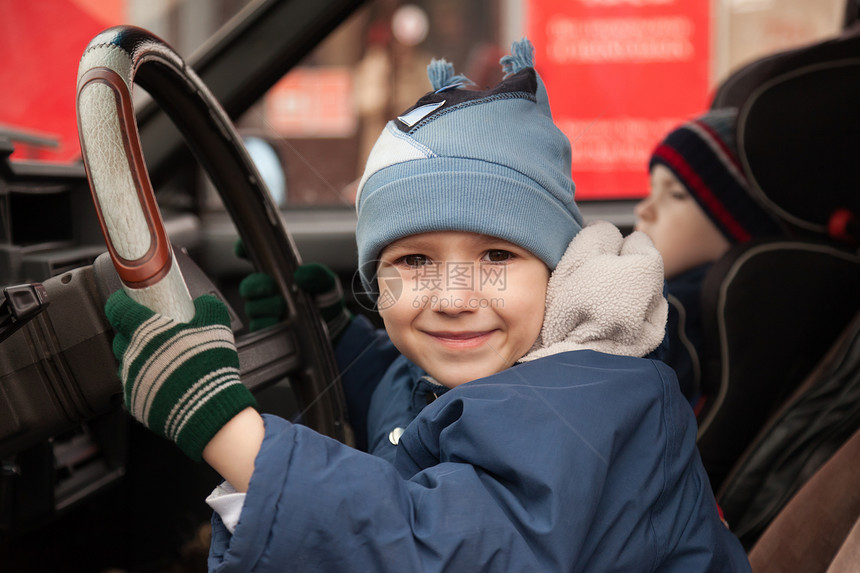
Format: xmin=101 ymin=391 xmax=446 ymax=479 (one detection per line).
xmin=701 ymin=12 xmax=860 ymax=566
xmin=1 ymin=0 xmax=859 ymax=571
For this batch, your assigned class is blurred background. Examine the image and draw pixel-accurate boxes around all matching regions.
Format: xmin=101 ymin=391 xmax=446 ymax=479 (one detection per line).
xmin=0 ymin=0 xmax=847 ymax=206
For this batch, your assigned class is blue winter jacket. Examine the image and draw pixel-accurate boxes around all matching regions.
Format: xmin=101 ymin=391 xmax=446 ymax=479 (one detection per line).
xmin=208 ymin=315 xmax=750 ymax=572
xmin=665 ymin=264 xmax=710 ymax=406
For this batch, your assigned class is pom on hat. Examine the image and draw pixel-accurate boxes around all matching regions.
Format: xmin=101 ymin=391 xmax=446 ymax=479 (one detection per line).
xmin=649 ymin=109 xmax=783 ymax=243
xmin=355 ymin=38 xmax=584 ymax=291
xmin=500 ymin=38 xmax=535 ymax=76
xmin=426 ymin=58 xmax=473 ymax=92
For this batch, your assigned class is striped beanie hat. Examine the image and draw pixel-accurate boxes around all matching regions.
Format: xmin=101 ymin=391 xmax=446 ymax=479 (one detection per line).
xmin=649 ymin=108 xmax=782 ymax=243
xmin=355 ymin=38 xmax=584 ymax=288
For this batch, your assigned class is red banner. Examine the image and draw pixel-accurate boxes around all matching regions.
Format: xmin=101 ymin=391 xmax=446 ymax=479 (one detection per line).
xmin=0 ymin=0 xmax=124 ymax=162
xmin=527 ymin=0 xmax=712 ymax=199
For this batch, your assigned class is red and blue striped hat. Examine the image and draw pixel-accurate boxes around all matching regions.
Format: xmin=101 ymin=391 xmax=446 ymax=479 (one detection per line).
xmin=650 ymin=109 xmax=783 ymax=243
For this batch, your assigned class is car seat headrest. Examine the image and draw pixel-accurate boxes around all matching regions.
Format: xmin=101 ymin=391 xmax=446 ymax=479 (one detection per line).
xmin=712 ymin=27 xmax=860 ymax=245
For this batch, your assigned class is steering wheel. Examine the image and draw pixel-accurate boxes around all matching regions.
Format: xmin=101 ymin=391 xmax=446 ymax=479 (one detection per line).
xmin=75 ymin=26 xmax=351 ymax=444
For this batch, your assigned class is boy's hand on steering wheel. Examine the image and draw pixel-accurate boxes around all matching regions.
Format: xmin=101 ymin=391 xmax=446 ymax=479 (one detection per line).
xmin=293 ymin=262 xmax=353 ymax=344
xmin=105 ymin=290 xmax=257 ymax=461
xmin=234 ymin=239 xmax=286 ymax=332
xmin=235 ymin=239 xmax=353 ymax=342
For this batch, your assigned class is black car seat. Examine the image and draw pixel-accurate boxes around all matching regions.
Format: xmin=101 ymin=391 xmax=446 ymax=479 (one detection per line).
xmin=696 ymin=241 xmax=860 ymax=494
xmin=718 ymin=309 xmax=860 ymax=550
xmin=693 ymin=23 xmax=860 ymax=497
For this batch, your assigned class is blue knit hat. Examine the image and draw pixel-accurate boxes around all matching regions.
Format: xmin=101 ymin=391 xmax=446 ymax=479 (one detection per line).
xmin=649 ymin=109 xmax=782 ymax=243
xmin=355 ymin=38 xmax=584 ymax=288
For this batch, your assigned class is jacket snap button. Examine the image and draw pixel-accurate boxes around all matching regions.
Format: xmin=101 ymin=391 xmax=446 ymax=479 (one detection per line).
xmin=389 ymin=427 xmax=405 ymax=445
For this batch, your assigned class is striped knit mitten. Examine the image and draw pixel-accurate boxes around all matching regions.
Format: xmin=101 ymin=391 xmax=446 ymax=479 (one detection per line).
xmin=292 ymin=262 xmax=353 ymax=344
xmin=238 ymin=271 xmax=287 ymax=332
xmin=239 ymin=266 xmax=353 ymax=340
xmin=234 ymin=239 xmax=351 ymax=339
xmin=105 ymin=290 xmax=257 ymax=461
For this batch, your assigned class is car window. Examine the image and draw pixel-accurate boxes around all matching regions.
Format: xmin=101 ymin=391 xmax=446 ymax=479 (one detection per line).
xmin=0 ymin=0 xmax=844 ymax=201
xmin=233 ymin=1 xmax=501 ymax=208
xmin=0 ymin=0 xmax=255 ymax=163
xmin=232 ymin=0 xmax=844 ymax=208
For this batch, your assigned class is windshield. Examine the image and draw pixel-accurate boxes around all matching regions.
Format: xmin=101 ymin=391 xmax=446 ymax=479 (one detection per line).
xmin=0 ymin=0 xmax=846 ymax=203
xmin=0 ymin=0 xmax=254 ymax=163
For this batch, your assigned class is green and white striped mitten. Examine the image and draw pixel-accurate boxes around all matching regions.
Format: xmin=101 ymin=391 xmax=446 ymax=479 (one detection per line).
xmin=105 ymin=290 xmax=257 ymax=461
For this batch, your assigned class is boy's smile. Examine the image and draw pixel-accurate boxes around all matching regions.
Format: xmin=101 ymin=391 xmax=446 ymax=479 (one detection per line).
xmin=377 ymin=231 xmax=549 ymax=388
xmin=424 ymin=330 xmax=496 ymax=349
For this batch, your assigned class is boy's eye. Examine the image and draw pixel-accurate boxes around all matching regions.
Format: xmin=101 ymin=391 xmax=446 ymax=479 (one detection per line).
xmin=400 ymin=254 xmax=431 ymax=267
xmin=482 ymin=250 xmax=513 ymax=263
xmin=669 ymin=189 xmax=689 ymax=201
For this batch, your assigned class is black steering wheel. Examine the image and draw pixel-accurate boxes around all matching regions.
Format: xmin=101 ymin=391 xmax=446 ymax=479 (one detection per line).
xmin=76 ymin=26 xmax=351 ymax=444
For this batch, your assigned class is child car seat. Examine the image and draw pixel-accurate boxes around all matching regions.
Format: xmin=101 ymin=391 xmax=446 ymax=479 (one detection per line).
xmin=694 ymin=24 xmax=860 ymax=497
xmin=696 ymin=241 xmax=860 ymax=494
xmin=717 ymin=309 xmax=860 ymax=550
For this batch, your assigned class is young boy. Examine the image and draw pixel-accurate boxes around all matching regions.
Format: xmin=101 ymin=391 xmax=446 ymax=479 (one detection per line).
xmin=634 ymin=109 xmax=783 ymax=404
xmin=105 ymin=40 xmax=751 ymax=571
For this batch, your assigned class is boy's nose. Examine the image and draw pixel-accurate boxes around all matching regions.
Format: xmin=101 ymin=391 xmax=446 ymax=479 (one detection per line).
xmin=634 ymin=196 xmax=654 ymax=221
xmin=429 ymin=265 xmax=483 ymax=315
xmin=432 ymin=293 xmax=481 ymax=315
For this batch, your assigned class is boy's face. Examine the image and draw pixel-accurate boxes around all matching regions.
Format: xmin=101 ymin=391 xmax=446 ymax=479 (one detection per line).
xmin=634 ymin=164 xmax=731 ymax=279
xmin=377 ymin=231 xmax=549 ymax=389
